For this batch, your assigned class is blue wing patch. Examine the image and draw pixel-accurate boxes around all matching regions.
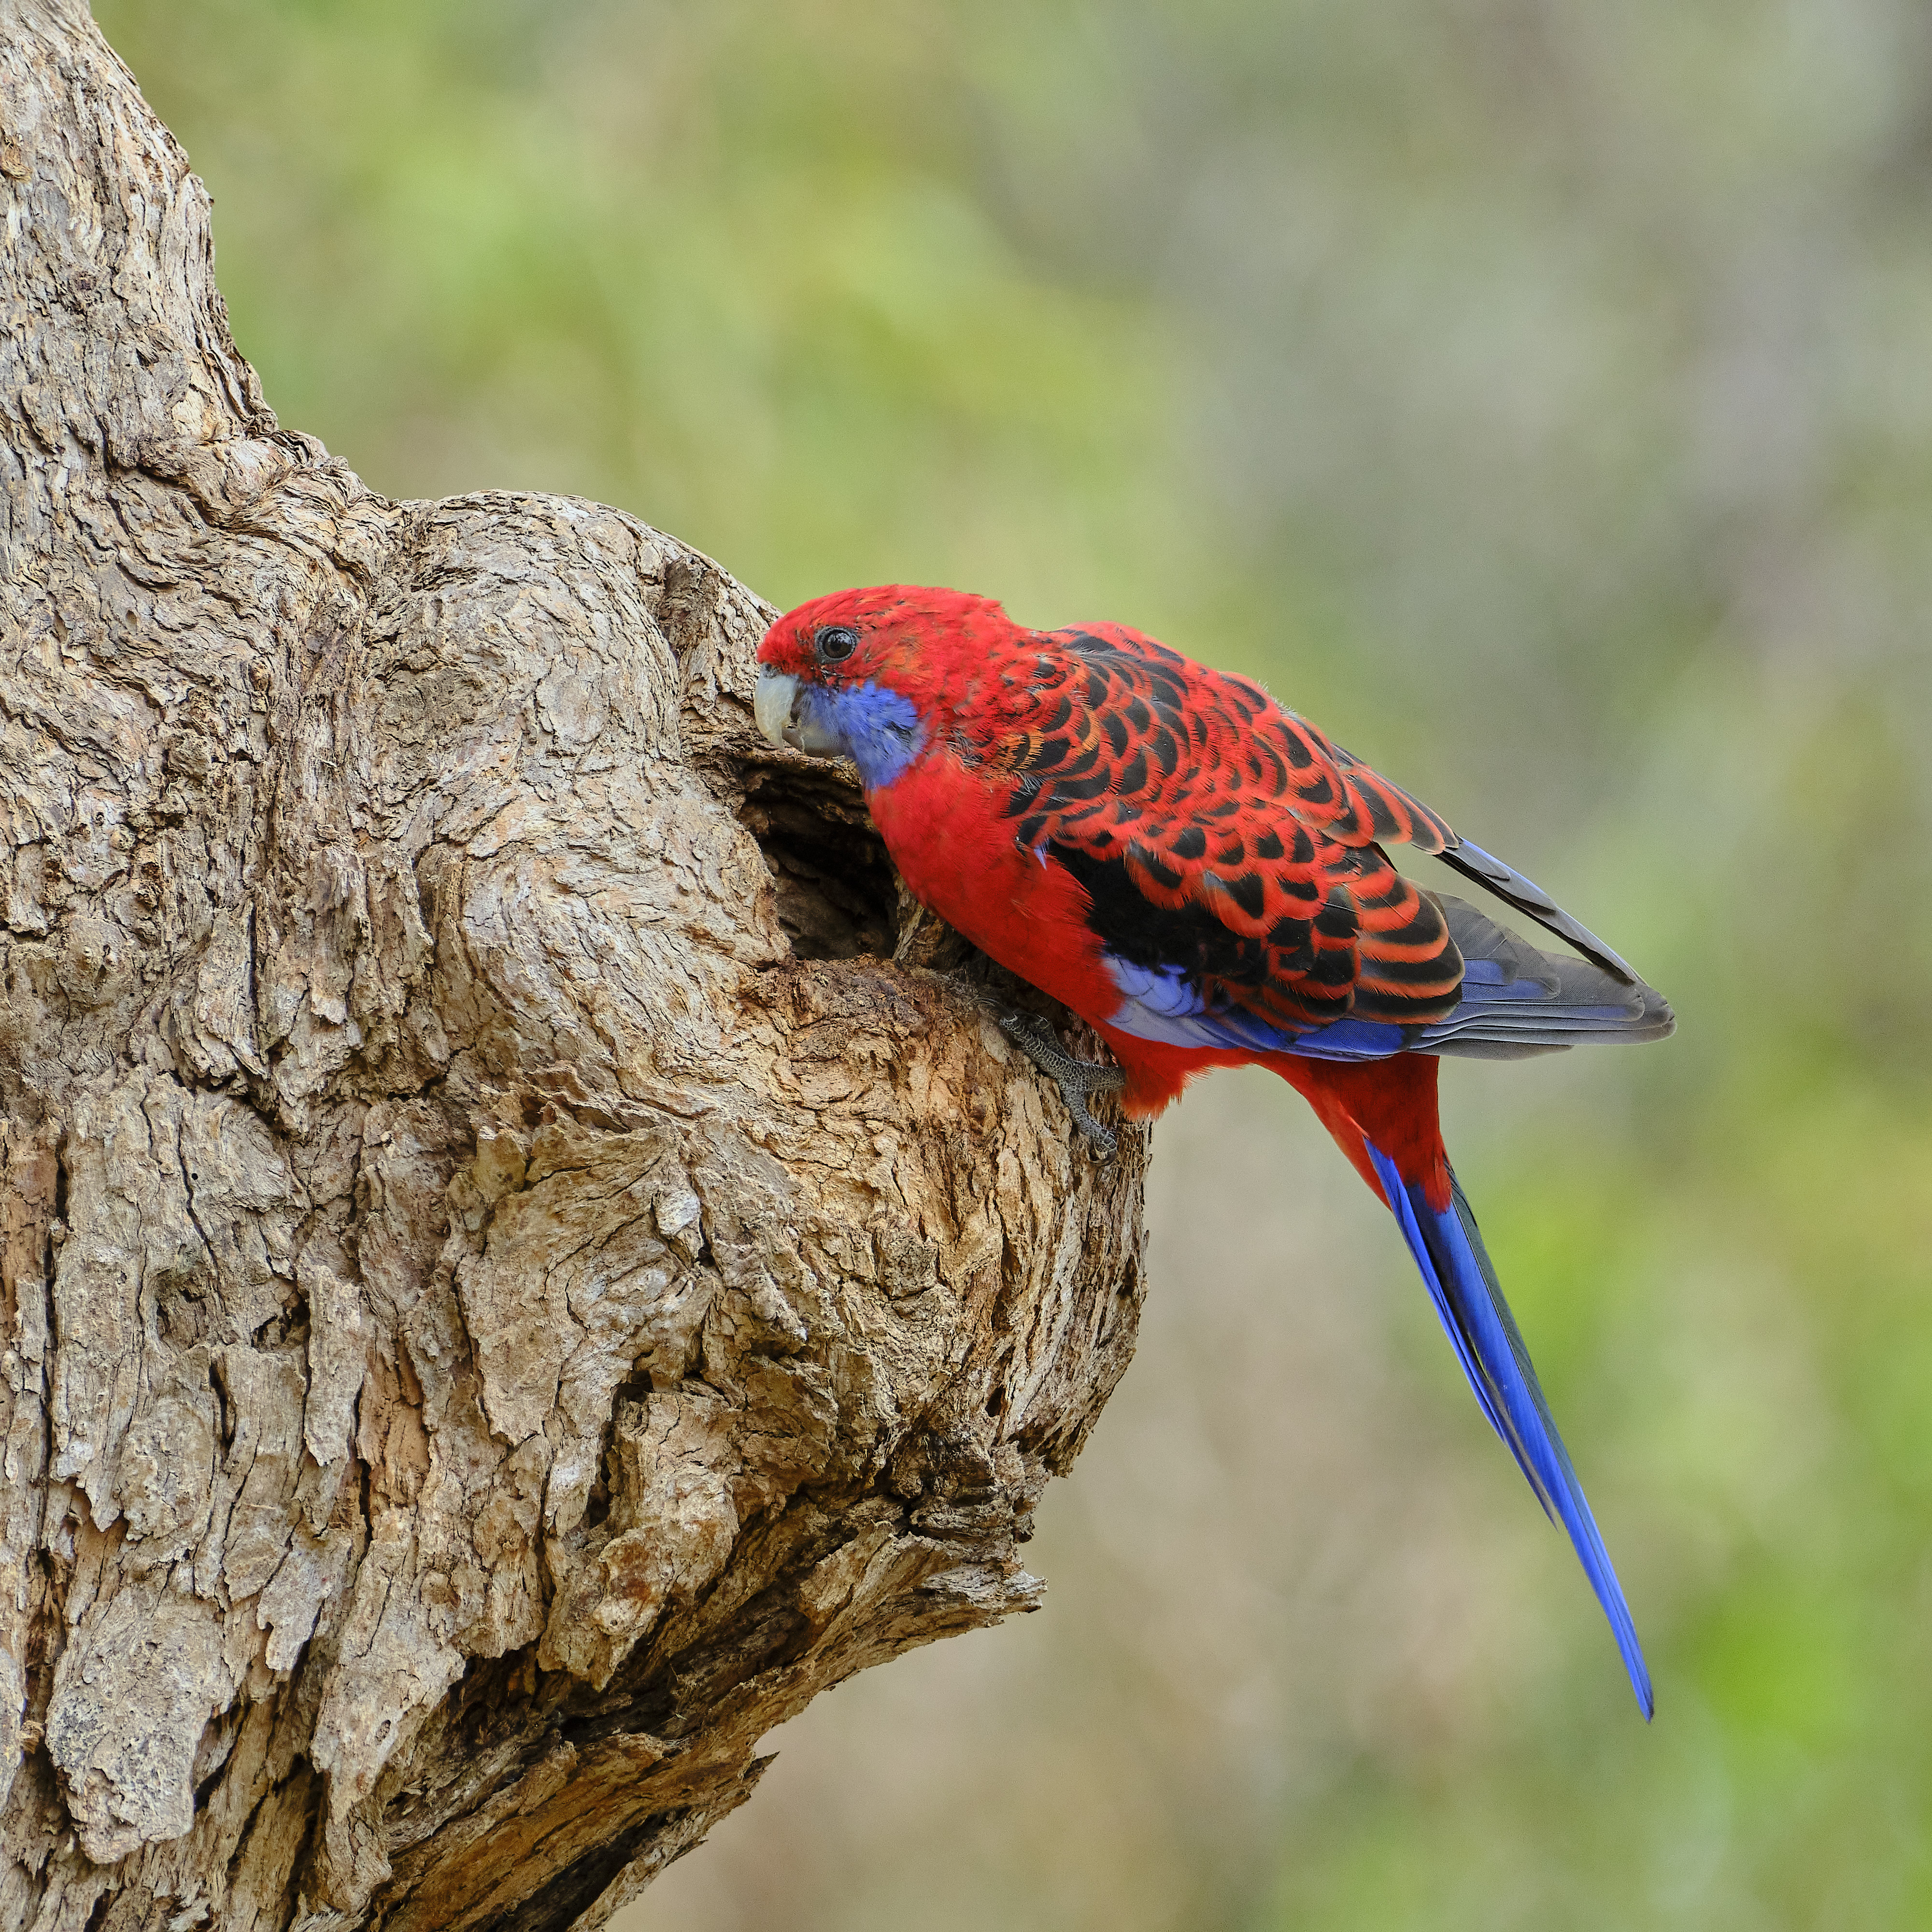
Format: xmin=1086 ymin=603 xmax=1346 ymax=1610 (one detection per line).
xmin=1101 ymin=957 xmax=1309 ymax=1053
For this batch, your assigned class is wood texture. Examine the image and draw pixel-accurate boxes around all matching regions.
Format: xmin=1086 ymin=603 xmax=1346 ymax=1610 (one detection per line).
xmin=0 ymin=4 xmax=1148 ymax=1924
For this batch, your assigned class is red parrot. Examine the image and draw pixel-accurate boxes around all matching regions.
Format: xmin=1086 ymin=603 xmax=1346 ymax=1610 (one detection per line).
xmin=754 ymin=585 xmax=1672 ymax=1716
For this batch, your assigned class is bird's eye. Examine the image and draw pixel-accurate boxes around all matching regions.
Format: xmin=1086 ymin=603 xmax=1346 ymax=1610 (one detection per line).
xmin=814 ymin=625 xmax=859 ymax=663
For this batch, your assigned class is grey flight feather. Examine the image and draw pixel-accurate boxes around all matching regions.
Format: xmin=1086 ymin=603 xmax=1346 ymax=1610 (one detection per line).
xmin=1438 ymin=838 xmax=1640 ymax=985
xmin=1418 ymin=894 xmax=1676 ymax=1060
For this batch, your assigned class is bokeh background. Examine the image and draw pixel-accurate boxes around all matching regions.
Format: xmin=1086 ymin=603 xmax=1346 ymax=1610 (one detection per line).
xmin=90 ymin=1 xmax=1932 ymax=1925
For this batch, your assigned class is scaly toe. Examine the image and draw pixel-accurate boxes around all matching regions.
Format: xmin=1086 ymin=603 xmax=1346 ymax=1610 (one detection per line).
xmin=996 ymin=1012 xmax=1125 ymax=1157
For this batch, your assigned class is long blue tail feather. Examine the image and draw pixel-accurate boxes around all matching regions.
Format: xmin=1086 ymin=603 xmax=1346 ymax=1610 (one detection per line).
xmin=1364 ymin=1142 xmax=1654 ymax=1718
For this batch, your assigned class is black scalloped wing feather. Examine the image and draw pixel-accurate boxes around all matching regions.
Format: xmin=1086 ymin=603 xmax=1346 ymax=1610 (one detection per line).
xmin=984 ymin=625 xmax=1466 ymax=1034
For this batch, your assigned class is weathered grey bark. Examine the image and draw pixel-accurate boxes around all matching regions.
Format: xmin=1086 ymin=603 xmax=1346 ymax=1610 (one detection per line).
xmin=0 ymin=5 xmax=1148 ymax=1926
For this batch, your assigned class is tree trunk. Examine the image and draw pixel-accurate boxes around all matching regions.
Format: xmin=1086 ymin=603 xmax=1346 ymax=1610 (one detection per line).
xmin=0 ymin=5 xmax=1148 ymax=1925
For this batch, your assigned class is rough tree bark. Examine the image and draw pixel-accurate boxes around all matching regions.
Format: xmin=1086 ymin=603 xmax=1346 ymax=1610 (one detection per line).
xmin=0 ymin=5 xmax=1149 ymax=1926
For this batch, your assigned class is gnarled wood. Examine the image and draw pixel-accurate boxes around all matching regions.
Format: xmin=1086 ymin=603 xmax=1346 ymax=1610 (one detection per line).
xmin=0 ymin=5 xmax=1147 ymax=1925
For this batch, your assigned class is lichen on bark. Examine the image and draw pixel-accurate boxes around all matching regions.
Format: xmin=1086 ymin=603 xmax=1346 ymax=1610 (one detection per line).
xmin=0 ymin=4 xmax=1148 ymax=1926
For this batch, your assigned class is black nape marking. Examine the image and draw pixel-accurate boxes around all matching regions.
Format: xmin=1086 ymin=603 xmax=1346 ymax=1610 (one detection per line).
xmin=738 ymin=762 xmax=898 ymax=960
xmin=1000 ymin=776 xmax=1044 ymax=819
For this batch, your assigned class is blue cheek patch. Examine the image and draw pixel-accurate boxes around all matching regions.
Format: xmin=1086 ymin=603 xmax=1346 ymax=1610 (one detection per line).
xmin=799 ymin=681 xmax=926 ymax=790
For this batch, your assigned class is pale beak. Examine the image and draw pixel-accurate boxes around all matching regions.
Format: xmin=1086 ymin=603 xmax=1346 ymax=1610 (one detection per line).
xmin=754 ymin=669 xmax=800 ymax=751
xmin=753 ymin=669 xmax=849 ymax=758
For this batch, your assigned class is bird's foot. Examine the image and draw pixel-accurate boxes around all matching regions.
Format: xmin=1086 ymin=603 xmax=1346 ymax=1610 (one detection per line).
xmin=997 ymin=1011 xmax=1126 ymax=1157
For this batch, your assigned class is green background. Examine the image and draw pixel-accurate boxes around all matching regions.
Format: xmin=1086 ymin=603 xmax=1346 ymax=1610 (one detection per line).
xmin=91 ymin=2 xmax=1932 ymax=1925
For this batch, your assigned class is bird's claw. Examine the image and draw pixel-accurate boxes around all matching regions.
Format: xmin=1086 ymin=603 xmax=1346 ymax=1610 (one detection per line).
xmin=997 ymin=1011 xmax=1126 ymax=1158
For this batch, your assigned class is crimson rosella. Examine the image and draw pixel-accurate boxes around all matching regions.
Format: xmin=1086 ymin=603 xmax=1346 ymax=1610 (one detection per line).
xmin=754 ymin=585 xmax=1673 ymax=1716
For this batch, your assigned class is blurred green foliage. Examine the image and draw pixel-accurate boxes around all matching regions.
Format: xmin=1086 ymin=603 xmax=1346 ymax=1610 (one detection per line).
xmin=91 ymin=0 xmax=1932 ymax=1926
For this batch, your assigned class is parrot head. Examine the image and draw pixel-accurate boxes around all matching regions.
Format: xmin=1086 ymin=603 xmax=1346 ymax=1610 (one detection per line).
xmin=753 ymin=584 xmax=1014 ymax=789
